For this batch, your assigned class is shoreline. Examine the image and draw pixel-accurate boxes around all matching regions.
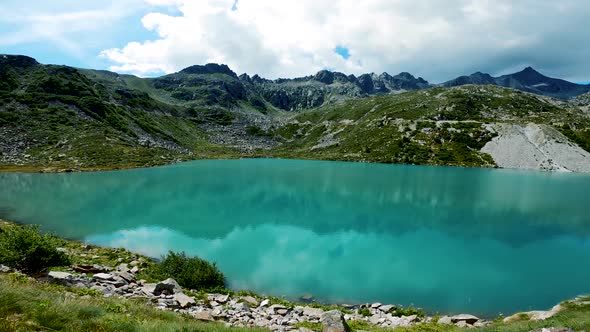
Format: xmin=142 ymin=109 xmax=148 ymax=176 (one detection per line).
xmin=1 ymin=220 xmax=588 ymax=331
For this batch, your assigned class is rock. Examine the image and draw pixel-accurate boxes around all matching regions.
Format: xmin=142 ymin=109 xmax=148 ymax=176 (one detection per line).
xmin=130 ymin=266 xmax=140 ymax=274
xmin=234 ymin=302 xmax=250 ymax=312
xmin=301 ymin=306 xmax=324 ymax=319
xmin=450 ymin=314 xmax=479 ymax=325
xmin=140 ymin=283 xmax=157 ymax=296
xmin=300 ymin=294 xmax=314 ymax=302
xmin=174 ymin=293 xmax=196 ymax=308
xmin=208 ymin=293 xmax=230 ymax=303
xmin=259 ymin=299 xmax=270 ymax=308
xmin=0 ymin=264 xmax=11 ymax=273
xmin=529 ymin=328 xmax=573 ymax=332
xmin=48 ymin=271 xmax=73 ymax=281
xmin=194 ymin=310 xmax=215 ymax=322
xmin=369 ymin=314 xmax=382 ymax=325
xmin=379 ymin=304 xmax=395 ymax=312
xmin=277 ymin=309 xmax=289 ymax=315
xmin=320 ymin=310 xmax=351 ymax=332
xmin=455 ymin=321 xmax=470 ymax=328
xmin=116 ymin=271 xmax=135 ymax=283
xmin=371 ymin=303 xmax=382 ymax=309
xmin=437 ymin=316 xmax=452 ymax=324
xmin=155 ymin=278 xmax=182 ymax=295
xmin=93 ymin=273 xmax=114 ymax=281
xmin=240 ymin=296 xmax=259 ymax=306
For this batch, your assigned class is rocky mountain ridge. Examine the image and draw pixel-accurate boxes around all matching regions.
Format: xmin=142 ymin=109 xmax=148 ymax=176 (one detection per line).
xmin=442 ymin=67 xmax=590 ymax=99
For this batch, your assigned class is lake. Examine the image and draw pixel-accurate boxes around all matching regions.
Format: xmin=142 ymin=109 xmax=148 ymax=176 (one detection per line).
xmin=1 ymin=159 xmax=589 ymax=316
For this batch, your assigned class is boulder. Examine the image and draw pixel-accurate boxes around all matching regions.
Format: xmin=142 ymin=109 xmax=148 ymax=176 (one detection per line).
xmin=116 ymin=271 xmax=135 ymax=283
xmin=529 ymin=328 xmax=573 ymax=332
xmin=193 ymin=310 xmax=215 ymax=322
xmin=301 ymin=306 xmax=324 ymax=319
xmin=379 ymin=304 xmax=395 ymax=313
xmin=234 ymin=302 xmax=250 ymax=312
xmin=93 ymin=273 xmax=114 ymax=281
xmin=0 ymin=264 xmax=11 ymax=273
xmin=371 ymin=303 xmax=382 ymax=309
xmin=174 ymin=293 xmax=196 ymax=308
xmin=154 ymin=278 xmax=182 ymax=295
xmin=240 ymin=296 xmax=259 ymax=306
xmin=259 ymin=299 xmax=270 ymax=308
xmin=320 ymin=310 xmax=351 ymax=332
xmin=437 ymin=316 xmax=452 ymax=324
xmin=450 ymin=314 xmax=479 ymax=325
xmin=140 ymin=283 xmax=157 ymax=296
xmin=208 ymin=293 xmax=230 ymax=303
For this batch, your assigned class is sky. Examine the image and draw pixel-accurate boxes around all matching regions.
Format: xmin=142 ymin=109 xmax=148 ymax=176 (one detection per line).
xmin=1 ymin=0 xmax=589 ymax=83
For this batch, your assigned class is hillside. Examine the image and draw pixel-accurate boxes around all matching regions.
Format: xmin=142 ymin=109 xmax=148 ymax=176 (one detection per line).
xmin=1 ymin=55 xmax=590 ymax=172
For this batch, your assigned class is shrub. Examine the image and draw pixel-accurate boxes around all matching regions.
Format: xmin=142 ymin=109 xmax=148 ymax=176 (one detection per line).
xmin=0 ymin=225 xmax=70 ymax=274
xmin=357 ymin=307 xmax=371 ymax=317
xmin=144 ymin=251 xmax=225 ymax=291
xmin=390 ymin=306 xmax=426 ymax=318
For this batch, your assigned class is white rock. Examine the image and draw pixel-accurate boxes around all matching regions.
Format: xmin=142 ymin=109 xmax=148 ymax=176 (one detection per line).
xmin=93 ymin=273 xmax=114 ymax=281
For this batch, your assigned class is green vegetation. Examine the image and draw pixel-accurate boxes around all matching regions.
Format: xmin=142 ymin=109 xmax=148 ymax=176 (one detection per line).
xmin=0 ymin=273 xmax=266 ymax=332
xmin=560 ymin=124 xmax=590 ymax=153
xmin=140 ymin=251 xmax=225 ymax=291
xmin=0 ymin=225 xmax=70 ymax=274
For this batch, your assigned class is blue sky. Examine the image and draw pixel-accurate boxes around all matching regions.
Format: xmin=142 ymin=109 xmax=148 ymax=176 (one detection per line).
xmin=1 ymin=0 xmax=590 ymax=83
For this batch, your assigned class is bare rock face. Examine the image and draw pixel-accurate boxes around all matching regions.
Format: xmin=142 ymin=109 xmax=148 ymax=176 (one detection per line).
xmin=482 ymin=123 xmax=590 ymax=172
xmin=320 ymin=310 xmax=351 ymax=332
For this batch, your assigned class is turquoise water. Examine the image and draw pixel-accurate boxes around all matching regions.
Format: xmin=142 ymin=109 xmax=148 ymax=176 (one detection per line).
xmin=1 ymin=159 xmax=589 ymax=316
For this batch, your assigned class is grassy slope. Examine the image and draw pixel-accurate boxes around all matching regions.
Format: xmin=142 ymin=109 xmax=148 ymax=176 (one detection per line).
xmin=0 ymin=274 xmax=267 ymax=332
xmin=272 ymin=85 xmax=590 ymax=167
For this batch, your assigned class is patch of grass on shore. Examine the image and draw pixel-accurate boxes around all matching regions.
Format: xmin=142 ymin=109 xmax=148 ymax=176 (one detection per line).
xmin=0 ymin=273 xmax=267 ymax=332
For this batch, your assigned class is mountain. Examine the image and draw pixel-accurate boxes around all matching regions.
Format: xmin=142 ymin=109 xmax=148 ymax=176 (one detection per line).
xmin=149 ymin=65 xmax=432 ymax=112
xmin=442 ymin=67 xmax=590 ymax=99
xmin=1 ymin=54 xmax=590 ymax=172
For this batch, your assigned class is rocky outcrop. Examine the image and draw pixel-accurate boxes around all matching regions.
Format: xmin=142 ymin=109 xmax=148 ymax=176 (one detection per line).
xmin=320 ymin=310 xmax=350 ymax=332
xmin=481 ymin=123 xmax=590 ymax=172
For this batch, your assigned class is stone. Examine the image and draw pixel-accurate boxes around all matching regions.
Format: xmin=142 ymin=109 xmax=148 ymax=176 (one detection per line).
xmin=437 ymin=316 xmax=452 ymax=324
xmin=240 ymin=296 xmax=259 ymax=307
xmin=530 ymin=310 xmax=558 ymax=321
xmin=93 ymin=273 xmax=114 ymax=281
xmin=300 ymin=294 xmax=314 ymax=302
xmin=0 ymin=264 xmax=11 ymax=273
xmin=455 ymin=321 xmax=470 ymax=328
xmin=155 ymin=278 xmax=182 ymax=295
xmin=277 ymin=309 xmax=289 ymax=315
xmin=369 ymin=314 xmax=382 ymax=325
xmin=529 ymin=328 xmax=573 ymax=332
xmin=117 ymin=263 xmax=129 ymax=273
xmin=130 ymin=266 xmax=140 ymax=274
xmin=234 ymin=302 xmax=250 ymax=312
xmin=320 ymin=310 xmax=351 ymax=332
xmin=116 ymin=271 xmax=135 ymax=283
xmin=379 ymin=304 xmax=395 ymax=313
xmin=370 ymin=303 xmax=382 ymax=309
xmin=129 ymin=260 xmax=140 ymax=267
xmin=194 ymin=310 xmax=215 ymax=322
xmin=259 ymin=299 xmax=270 ymax=308
xmin=450 ymin=314 xmax=480 ymax=325
xmin=301 ymin=306 xmax=324 ymax=319
xmin=140 ymin=283 xmax=157 ymax=296
xmin=208 ymin=293 xmax=230 ymax=303
xmin=48 ymin=271 xmax=74 ymax=281
xmin=174 ymin=293 xmax=196 ymax=308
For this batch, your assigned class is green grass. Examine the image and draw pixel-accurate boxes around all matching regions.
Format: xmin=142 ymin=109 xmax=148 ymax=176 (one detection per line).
xmin=0 ymin=274 xmax=268 ymax=332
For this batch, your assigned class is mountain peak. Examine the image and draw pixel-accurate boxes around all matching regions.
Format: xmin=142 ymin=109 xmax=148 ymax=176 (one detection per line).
xmin=179 ymin=63 xmax=237 ymax=78
xmin=0 ymin=54 xmax=39 ymax=68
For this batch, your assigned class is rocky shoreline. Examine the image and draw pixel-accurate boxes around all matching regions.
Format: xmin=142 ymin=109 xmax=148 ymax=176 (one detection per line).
xmin=1 ymin=256 xmax=580 ymax=332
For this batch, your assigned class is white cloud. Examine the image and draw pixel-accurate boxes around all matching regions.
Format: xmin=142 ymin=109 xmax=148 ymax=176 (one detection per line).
xmin=8 ymin=0 xmax=589 ymax=82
